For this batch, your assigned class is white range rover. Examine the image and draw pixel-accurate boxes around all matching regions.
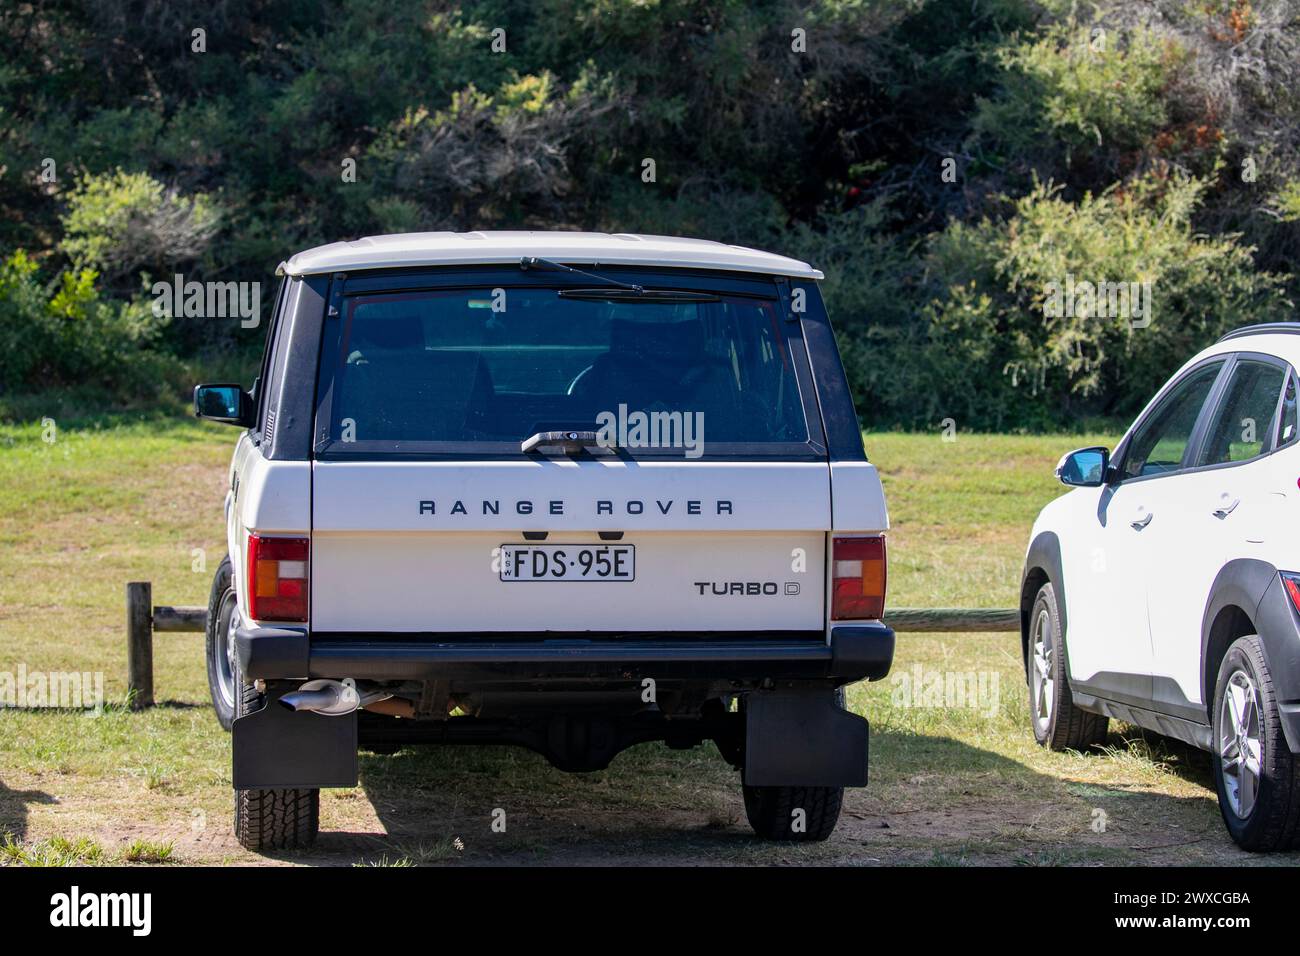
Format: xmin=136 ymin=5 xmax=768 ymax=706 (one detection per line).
xmin=1023 ymin=324 xmax=1300 ymax=851
xmin=195 ymin=232 xmax=894 ymax=851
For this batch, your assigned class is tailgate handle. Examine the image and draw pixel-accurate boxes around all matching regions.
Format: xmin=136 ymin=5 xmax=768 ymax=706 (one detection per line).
xmin=521 ymin=430 xmax=604 ymax=455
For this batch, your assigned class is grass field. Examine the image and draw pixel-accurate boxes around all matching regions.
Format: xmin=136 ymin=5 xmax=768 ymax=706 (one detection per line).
xmin=1 ymin=417 xmax=1293 ymax=866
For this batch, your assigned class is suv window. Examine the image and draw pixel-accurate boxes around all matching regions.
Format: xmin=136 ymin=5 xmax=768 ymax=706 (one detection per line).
xmin=1195 ymin=359 xmax=1287 ymax=466
xmin=256 ymin=277 xmax=288 ymax=433
xmin=1277 ymin=371 xmax=1298 ymax=449
xmin=1121 ymin=361 xmax=1223 ymax=480
xmin=322 ymin=286 xmax=809 ymax=447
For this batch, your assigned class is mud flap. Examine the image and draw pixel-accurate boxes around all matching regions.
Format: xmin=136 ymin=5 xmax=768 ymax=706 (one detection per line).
xmin=743 ymin=688 xmax=868 ymax=787
xmin=232 ymin=686 xmax=358 ymax=790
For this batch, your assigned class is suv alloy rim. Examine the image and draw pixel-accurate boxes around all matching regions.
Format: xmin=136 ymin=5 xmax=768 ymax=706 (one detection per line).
xmin=217 ymin=594 xmax=240 ymax=711
xmin=1219 ymin=669 xmax=1262 ymax=819
xmin=1030 ymin=607 xmax=1054 ymax=733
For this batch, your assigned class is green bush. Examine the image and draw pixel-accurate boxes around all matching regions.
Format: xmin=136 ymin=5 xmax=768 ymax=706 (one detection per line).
xmin=0 ymin=250 xmax=174 ymax=398
xmin=358 ymin=73 xmax=625 ymax=230
xmin=59 ymin=170 xmax=221 ymax=287
xmin=972 ymin=20 xmax=1186 ymax=173
xmin=898 ymin=171 xmax=1290 ymax=429
xmin=1273 ymin=180 xmax=1300 ymax=223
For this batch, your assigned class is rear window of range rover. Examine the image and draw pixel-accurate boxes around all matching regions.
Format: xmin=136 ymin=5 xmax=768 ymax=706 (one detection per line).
xmin=314 ymin=274 xmax=822 ymax=457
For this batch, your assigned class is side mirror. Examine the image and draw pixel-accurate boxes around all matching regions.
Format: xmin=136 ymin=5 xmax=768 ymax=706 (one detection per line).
xmin=194 ymin=384 xmax=255 ymax=427
xmin=1055 ymin=446 xmax=1109 ymax=487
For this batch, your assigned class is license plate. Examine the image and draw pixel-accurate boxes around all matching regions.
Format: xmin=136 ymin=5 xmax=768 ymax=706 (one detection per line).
xmin=499 ymin=544 xmax=635 ymax=582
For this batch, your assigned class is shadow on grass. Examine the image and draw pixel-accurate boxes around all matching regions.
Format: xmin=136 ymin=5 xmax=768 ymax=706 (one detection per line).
xmin=267 ymin=724 xmax=1240 ymax=866
xmin=1105 ymin=724 xmax=1217 ymax=791
xmin=0 ymin=777 xmax=57 ymax=844
xmin=214 ymin=705 xmax=1283 ymax=866
xmin=347 ymin=739 xmax=750 ymax=864
xmin=871 ymin=727 xmax=1258 ymax=864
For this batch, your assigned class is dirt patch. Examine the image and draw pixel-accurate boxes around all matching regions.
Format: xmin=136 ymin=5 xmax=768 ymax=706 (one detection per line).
xmin=1 ymin=759 xmax=1267 ymax=868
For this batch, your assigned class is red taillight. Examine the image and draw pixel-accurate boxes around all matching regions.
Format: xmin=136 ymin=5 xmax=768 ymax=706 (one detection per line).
xmin=831 ymin=535 xmax=886 ymax=620
xmin=248 ymin=534 xmax=309 ymax=622
xmin=1283 ymin=573 xmax=1300 ymax=614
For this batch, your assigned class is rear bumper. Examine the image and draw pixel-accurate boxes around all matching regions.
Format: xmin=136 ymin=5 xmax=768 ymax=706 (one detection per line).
xmin=235 ymin=623 xmax=895 ymax=685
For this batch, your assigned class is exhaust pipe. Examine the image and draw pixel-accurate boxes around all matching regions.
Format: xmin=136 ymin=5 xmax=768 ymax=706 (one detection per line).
xmin=279 ymin=678 xmax=388 ymax=716
xmin=280 ymin=684 xmax=353 ymax=715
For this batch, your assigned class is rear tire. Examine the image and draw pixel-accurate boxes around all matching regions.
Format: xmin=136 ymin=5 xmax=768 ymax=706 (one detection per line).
xmin=741 ymin=688 xmax=845 ymax=842
xmin=1027 ymin=581 xmax=1108 ymax=751
xmin=743 ymin=783 xmax=844 ymax=841
xmin=205 ymin=557 xmax=238 ymax=731
xmin=232 ymin=658 xmax=320 ymax=852
xmin=1211 ymin=636 xmax=1300 ymax=852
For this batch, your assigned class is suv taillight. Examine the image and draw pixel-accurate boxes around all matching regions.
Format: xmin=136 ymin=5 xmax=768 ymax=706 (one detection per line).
xmin=831 ymin=535 xmax=886 ymax=620
xmin=1282 ymin=572 xmax=1300 ymax=613
xmin=248 ymin=534 xmax=309 ymax=622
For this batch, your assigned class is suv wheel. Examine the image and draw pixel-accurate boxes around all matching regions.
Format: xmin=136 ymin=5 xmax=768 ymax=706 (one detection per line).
xmin=741 ymin=688 xmax=845 ymax=842
xmin=205 ymin=556 xmax=238 ymax=731
xmin=232 ymin=657 xmax=320 ymax=852
xmin=1027 ymin=581 xmax=1108 ymax=751
xmin=1211 ymin=636 xmax=1300 ymax=851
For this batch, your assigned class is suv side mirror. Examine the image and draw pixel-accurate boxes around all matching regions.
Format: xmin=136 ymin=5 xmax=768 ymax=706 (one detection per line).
xmin=1055 ymin=446 xmax=1109 ymax=487
xmin=194 ymin=384 xmax=255 ymax=427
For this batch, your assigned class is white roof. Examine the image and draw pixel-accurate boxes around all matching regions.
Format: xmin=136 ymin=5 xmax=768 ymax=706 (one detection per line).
xmin=1194 ymin=331 xmax=1300 ymax=371
xmin=279 ymin=231 xmax=824 ymax=280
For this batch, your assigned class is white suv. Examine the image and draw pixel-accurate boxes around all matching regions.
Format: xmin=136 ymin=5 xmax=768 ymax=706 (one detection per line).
xmin=195 ymin=232 xmax=894 ymax=851
xmin=1022 ymin=323 xmax=1300 ymax=850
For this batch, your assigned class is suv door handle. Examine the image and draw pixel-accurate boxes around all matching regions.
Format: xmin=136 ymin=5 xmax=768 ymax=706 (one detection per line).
xmin=1213 ymin=498 xmax=1240 ymax=519
xmin=1130 ymin=512 xmax=1153 ymax=530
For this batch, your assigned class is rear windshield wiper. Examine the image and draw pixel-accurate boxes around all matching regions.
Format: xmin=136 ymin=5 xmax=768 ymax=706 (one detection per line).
xmin=521 ymin=256 xmax=644 ymax=294
xmin=520 ymin=257 xmax=720 ymax=302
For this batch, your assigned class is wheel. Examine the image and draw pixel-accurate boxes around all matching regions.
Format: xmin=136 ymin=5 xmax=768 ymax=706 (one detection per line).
xmin=1027 ymin=581 xmax=1108 ymax=751
xmin=1211 ymin=636 xmax=1300 ymax=852
xmin=743 ymin=783 xmax=844 ymax=842
xmin=740 ymin=688 xmax=845 ymax=842
xmin=205 ymin=556 xmax=238 ymax=731
xmin=232 ymin=652 xmax=320 ymax=852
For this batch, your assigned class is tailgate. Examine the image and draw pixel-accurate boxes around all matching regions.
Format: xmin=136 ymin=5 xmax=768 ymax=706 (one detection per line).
xmin=310 ymin=459 xmax=828 ymax=632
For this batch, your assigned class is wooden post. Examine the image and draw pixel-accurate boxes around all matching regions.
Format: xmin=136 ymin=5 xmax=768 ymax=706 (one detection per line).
xmin=126 ymin=581 xmax=154 ymax=710
xmin=884 ymin=608 xmax=1020 ymax=633
xmin=151 ymin=605 xmax=208 ymax=632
